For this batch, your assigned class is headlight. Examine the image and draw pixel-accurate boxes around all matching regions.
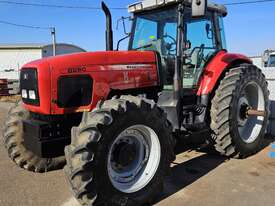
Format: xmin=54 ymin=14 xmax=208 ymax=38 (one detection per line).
xmin=128 ymin=2 xmax=143 ymax=13
xmin=157 ymin=0 xmax=165 ymax=5
xmin=22 ymin=89 xmax=28 ymax=99
xmin=20 ymin=68 xmax=40 ymax=106
xmin=29 ymin=90 xmax=36 ymax=100
xmin=128 ymin=4 xmax=136 ymax=12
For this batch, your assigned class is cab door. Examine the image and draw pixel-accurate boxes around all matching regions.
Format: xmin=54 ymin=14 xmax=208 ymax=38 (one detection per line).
xmin=183 ymin=10 xmax=221 ymax=89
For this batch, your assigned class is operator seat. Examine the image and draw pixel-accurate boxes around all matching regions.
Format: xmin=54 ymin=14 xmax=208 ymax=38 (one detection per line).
xmin=153 ymin=40 xmax=175 ymax=86
xmin=142 ymin=39 xmax=175 ymax=86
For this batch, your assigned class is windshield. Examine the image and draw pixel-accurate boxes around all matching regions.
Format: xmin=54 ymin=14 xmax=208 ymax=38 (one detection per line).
xmin=268 ymin=55 xmax=275 ymax=67
xmin=130 ymin=7 xmax=178 ymax=56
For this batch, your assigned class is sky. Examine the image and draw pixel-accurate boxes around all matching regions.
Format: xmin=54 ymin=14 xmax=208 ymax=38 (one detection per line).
xmin=0 ymin=0 xmax=274 ymax=56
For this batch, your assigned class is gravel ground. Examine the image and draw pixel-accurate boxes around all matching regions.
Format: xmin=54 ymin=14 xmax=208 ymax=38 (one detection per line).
xmin=0 ymin=102 xmax=274 ymax=206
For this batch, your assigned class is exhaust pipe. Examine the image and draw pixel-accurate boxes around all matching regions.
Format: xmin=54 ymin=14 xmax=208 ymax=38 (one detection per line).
xmin=101 ymin=2 xmax=113 ymax=51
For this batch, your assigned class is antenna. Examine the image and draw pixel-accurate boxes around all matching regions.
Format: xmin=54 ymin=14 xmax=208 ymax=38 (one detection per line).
xmin=51 ymin=27 xmax=56 ymax=56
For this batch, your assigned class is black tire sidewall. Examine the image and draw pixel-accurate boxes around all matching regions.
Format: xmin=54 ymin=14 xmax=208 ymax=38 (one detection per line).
xmin=230 ymin=70 xmax=269 ymax=154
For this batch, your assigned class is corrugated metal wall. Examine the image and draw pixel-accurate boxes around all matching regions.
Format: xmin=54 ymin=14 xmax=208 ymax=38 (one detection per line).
xmin=0 ymin=49 xmax=42 ymax=79
xmin=261 ymin=67 xmax=275 ymax=135
xmin=0 ymin=44 xmax=86 ymax=80
xmin=251 ymin=56 xmax=263 ymax=68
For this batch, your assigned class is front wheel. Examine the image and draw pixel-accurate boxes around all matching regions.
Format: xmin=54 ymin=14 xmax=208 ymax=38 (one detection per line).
xmin=3 ymin=101 xmax=65 ymax=172
xmin=64 ymin=96 xmax=174 ymax=206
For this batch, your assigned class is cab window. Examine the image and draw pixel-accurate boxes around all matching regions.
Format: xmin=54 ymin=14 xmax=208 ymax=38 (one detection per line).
xmin=183 ymin=13 xmax=218 ymax=88
xmin=130 ymin=7 xmax=178 ymax=88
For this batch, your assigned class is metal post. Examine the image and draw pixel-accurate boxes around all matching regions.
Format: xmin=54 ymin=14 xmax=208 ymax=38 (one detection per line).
xmin=51 ymin=27 xmax=56 ymax=56
xmin=174 ymin=4 xmax=184 ymax=99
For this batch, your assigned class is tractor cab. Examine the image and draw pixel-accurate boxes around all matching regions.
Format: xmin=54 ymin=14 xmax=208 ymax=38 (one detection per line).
xmin=128 ymin=0 xmax=227 ymax=89
xmin=127 ymin=0 xmax=229 ymax=130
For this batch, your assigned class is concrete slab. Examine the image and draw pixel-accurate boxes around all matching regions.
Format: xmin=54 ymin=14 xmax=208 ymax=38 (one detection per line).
xmin=0 ymin=102 xmax=274 ymax=206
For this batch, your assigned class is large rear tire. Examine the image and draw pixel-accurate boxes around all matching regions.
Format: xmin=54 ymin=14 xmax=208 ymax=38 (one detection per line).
xmin=64 ymin=95 xmax=174 ymax=206
xmin=3 ymin=101 xmax=65 ymax=172
xmin=210 ymin=64 xmax=269 ymax=158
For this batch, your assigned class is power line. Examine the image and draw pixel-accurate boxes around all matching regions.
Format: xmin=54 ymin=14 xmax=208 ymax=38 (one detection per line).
xmin=0 ymin=0 xmax=274 ymax=30
xmin=0 ymin=0 xmax=125 ymax=10
xmin=225 ymin=0 xmax=275 ymax=5
xmin=0 ymin=0 xmax=273 ymax=28
xmin=0 ymin=0 xmax=275 ymax=9
xmin=0 ymin=20 xmax=51 ymax=30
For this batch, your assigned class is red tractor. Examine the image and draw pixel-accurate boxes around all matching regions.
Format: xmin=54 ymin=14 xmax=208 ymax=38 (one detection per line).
xmin=3 ymin=0 xmax=269 ymax=205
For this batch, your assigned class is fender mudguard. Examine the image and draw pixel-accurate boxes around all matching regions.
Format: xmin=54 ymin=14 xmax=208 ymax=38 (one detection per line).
xmin=197 ymin=50 xmax=252 ymax=95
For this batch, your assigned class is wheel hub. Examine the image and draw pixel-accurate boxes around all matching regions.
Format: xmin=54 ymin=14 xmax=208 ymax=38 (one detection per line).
xmin=238 ymin=97 xmax=249 ymax=127
xmin=239 ymin=104 xmax=248 ymax=119
xmin=107 ymin=125 xmax=161 ymax=194
xmin=112 ymin=140 xmax=137 ymax=169
xmin=237 ymin=82 xmax=265 ymax=143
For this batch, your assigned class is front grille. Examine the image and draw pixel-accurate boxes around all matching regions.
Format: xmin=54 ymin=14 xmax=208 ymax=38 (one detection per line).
xmin=20 ymin=68 xmax=40 ymax=106
xmin=57 ymin=75 xmax=93 ymax=108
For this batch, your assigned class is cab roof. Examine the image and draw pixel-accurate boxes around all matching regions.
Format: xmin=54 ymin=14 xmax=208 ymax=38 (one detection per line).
xmin=128 ymin=0 xmax=227 ymax=17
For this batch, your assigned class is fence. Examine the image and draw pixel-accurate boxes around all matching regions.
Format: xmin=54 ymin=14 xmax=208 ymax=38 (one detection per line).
xmin=261 ymin=67 xmax=275 ymax=135
xmin=0 ymin=79 xmax=20 ymax=96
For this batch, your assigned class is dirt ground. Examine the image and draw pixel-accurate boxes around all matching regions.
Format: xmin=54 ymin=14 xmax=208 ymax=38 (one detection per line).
xmin=0 ymin=95 xmax=21 ymax=103
xmin=0 ymin=102 xmax=275 ymax=206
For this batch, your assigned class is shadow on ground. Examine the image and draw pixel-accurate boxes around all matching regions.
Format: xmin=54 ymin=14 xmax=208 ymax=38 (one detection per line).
xmin=151 ymin=134 xmax=275 ymax=205
xmin=154 ymin=153 xmax=226 ymax=204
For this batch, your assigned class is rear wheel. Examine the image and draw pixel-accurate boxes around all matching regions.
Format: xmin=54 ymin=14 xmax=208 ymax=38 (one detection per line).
xmin=64 ymin=95 xmax=174 ymax=206
xmin=3 ymin=101 xmax=65 ymax=172
xmin=210 ymin=64 xmax=269 ymax=158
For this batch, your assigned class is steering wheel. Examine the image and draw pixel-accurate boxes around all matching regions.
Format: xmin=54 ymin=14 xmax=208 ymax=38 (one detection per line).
xmin=162 ymin=34 xmax=177 ymax=54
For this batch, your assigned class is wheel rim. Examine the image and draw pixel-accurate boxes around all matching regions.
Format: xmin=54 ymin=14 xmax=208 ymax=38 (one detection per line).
xmin=237 ymin=82 xmax=265 ymax=143
xmin=107 ymin=125 xmax=161 ymax=193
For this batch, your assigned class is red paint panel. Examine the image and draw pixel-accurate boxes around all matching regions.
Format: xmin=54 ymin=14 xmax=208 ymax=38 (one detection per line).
xmin=21 ymin=51 xmax=158 ymax=115
xmin=44 ymin=51 xmax=156 ymax=68
xmin=197 ymin=50 xmax=252 ymax=95
xmin=21 ymin=61 xmax=52 ymax=115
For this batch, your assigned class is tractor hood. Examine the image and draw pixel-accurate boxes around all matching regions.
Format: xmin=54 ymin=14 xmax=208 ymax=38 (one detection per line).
xmin=23 ymin=50 xmax=157 ymax=70
xmin=21 ymin=50 xmax=159 ymax=115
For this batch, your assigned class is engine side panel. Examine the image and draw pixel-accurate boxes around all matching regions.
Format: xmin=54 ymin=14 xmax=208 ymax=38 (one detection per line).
xmin=197 ymin=50 xmax=252 ymax=95
xmin=50 ymin=64 xmax=158 ymax=114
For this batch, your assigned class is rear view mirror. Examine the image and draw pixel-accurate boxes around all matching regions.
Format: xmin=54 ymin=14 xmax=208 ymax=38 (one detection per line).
xmin=206 ymin=23 xmax=210 ymax=35
xmin=192 ymin=0 xmax=207 ymax=18
xmin=205 ymin=23 xmax=212 ymax=39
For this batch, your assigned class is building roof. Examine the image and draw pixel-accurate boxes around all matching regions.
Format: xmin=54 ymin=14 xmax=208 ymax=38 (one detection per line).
xmin=0 ymin=43 xmax=46 ymax=49
xmin=0 ymin=43 xmax=86 ymax=51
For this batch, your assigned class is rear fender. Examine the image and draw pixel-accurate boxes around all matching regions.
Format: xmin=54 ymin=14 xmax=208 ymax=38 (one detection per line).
xmin=197 ymin=50 xmax=252 ymax=96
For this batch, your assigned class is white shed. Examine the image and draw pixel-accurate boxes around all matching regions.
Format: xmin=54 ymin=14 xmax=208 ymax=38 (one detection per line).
xmin=0 ymin=43 xmax=86 ymax=79
xmin=260 ymin=67 xmax=275 ymax=136
xmin=249 ymin=52 xmax=275 ymax=135
xmin=250 ymin=56 xmax=263 ymax=68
